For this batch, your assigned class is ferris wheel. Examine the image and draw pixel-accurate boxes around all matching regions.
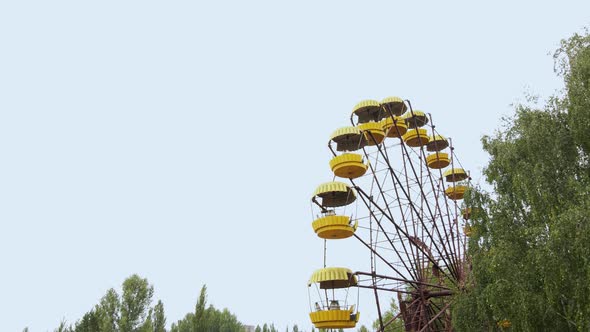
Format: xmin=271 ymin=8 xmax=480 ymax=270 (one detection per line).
xmin=307 ymin=97 xmax=471 ymax=332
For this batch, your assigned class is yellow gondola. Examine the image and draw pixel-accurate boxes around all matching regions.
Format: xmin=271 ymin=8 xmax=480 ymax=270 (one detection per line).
xmin=381 ymin=116 xmax=408 ymax=138
xmin=463 ymin=225 xmax=473 ymax=237
xmin=402 ymin=128 xmax=430 ymax=147
xmin=352 ymin=99 xmax=383 ymax=124
xmin=498 ymin=319 xmax=512 ymax=329
xmin=308 ymin=268 xmax=360 ymax=329
xmin=330 ymin=126 xmax=367 ymax=152
xmin=380 ymin=96 xmax=407 ymax=116
xmin=426 ymin=135 xmax=449 ymax=152
xmin=358 ymin=122 xmax=385 ymax=146
xmin=443 ymin=168 xmax=468 ymax=182
xmin=329 ymin=153 xmax=368 ymax=179
xmin=426 ymin=152 xmax=450 ymax=169
xmin=403 ymin=110 xmax=429 ymax=128
xmin=312 ymin=182 xmax=356 ymax=207
xmin=462 ymin=208 xmax=472 ymax=220
xmin=312 ymin=214 xmax=358 ymax=239
xmin=444 ymin=184 xmax=468 ymax=200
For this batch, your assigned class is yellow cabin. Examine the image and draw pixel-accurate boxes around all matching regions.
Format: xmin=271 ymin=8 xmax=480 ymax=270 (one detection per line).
xmin=403 ymin=110 xmax=429 ymax=128
xmin=462 ymin=208 xmax=472 ymax=220
xmin=357 ymin=122 xmax=385 ymax=146
xmin=312 ymin=214 xmax=358 ymax=239
xmin=329 ymin=153 xmax=368 ymax=179
xmin=402 ymin=128 xmax=430 ymax=147
xmin=380 ymin=96 xmax=407 ymax=116
xmin=498 ymin=319 xmax=512 ymax=329
xmin=308 ymin=267 xmax=360 ymax=329
xmin=426 ymin=152 xmax=450 ymax=169
xmin=443 ymin=168 xmax=468 ymax=182
xmin=463 ymin=225 xmax=473 ymax=237
xmin=426 ymin=135 xmax=449 ymax=152
xmin=312 ymin=182 xmax=357 ymax=207
xmin=330 ymin=126 xmax=367 ymax=152
xmin=381 ymin=116 xmax=408 ymax=138
xmin=444 ymin=184 xmax=468 ymax=200
xmin=352 ymin=99 xmax=383 ymax=124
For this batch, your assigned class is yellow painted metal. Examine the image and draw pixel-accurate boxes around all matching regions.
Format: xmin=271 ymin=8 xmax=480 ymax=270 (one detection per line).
xmin=358 ymin=122 xmax=385 ymax=146
xmin=445 ymin=185 xmax=468 ymax=200
xmin=381 ymin=116 xmax=408 ymax=138
xmin=352 ymin=99 xmax=382 ymax=123
xmin=380 ymin=96 xmax=406 ymax=116
xmin=312 ymin=215 xmax=356 ymax=239
xmin=312 ymin=182 xmax=356 ymax=207
xmin=498 ymin=319 xmax=512 ymax=329
xmin=330 ymin=153 xmax=368 ymax=179
xmin=402 ymin=128 xmax=430 ymax=147
xmin=426 ymin=134 xmax=449 ymax=152
xmin=464 ymin=225 xmax=473 ymax=237
xmin=426 ymin=152 xmax=450 ymax=169
xmin=404 ymin=110 xmax=429 ymax=128
xmin=309 ymin=309 xmax=359 ymax=329
xmin=308 ymin=267 xmax=358 ymax=288
xmin=330 ymin=126 xmax=367 ymax=152
xmin=462 ymin=208 xmax=472 ymax=220
xmin=443 ymin=168 xmax=468 ymax=182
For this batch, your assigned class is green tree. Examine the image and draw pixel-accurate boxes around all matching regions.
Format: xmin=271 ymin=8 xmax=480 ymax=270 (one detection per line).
xmin=556 ymin=29 xmax=590 ymax=157
xmin=55 ymin=275 xmax=165 ymax=332
xmin=453 ymin=30 xmax=590 ymax=331
xmin=153 ymin=300 xmax=166 ymax=332
xmin=55 ymin=320 xmax=73 ymax=332
xmin=194 ymin=285 xmax=207 ymax=331
xmin=75 ymin=310 xmax=101 ymax=332
xmin=119 ymin=274 xmax=155 ymax=332
xmin=97 ymin=288 xmax=120 ymax=332
xmin=139 ymin=308 xmax=154 ymax=332
xmin=169 ymin=284 xmax=244 ymax=332
xmin=357 ymin=325 xmax=369 ymax=332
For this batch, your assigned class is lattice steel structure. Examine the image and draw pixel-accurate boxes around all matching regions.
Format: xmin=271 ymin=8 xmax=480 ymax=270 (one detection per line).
xmin=308 ymin=97 xmax=470 ymax=332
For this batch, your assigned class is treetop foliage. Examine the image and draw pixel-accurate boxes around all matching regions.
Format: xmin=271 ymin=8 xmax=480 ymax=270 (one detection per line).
xmin=48 ymin=275 xmax=301 ymax=332
xmin=453 ymin=29 xmax=590 ymax=331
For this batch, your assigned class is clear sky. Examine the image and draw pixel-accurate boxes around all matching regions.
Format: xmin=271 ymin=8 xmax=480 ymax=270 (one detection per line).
xmin=1 ymin=1 xmax=589 ymax=331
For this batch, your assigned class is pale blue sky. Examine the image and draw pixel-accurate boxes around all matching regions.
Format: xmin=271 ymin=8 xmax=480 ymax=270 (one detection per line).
xmin=1 ymin=1 xmax=588 ymax=331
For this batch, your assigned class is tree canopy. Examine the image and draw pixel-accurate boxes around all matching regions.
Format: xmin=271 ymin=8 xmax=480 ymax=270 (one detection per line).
xmin=53 ymin=275 xmax=164 ymax=332
xmin=169 ymin=284 xmax=244 ymax=332
xmin=453 ymin=30 xmax=590 ymax=331
xmin=50 ymin=275 xmax=293 ymax=332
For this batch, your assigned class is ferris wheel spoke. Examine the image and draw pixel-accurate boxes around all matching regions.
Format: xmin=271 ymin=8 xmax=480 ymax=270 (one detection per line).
xmin=418 ymin=302 xmax=452 ymax=332
xmin=420 ymin=140 xmax=463 ymax=277
xmin=355 ymin=271 xmax=451 ymax=291
xmin=353 ymin=231 xmax=419 ymax=287
xmin=354 ymin=186 xmax=457 ymax=286
xmin=379 ymin=127 xmax=465 ymax=281
xmin=381 ymin=137 xmax=462 ymax=281
xmin=356 ymin=167 xmax=458 ymax=284
xmin=373 ymin=147 xmax=431 ymax=282
xmin=352 ymin=160 xmax=422 ymax=282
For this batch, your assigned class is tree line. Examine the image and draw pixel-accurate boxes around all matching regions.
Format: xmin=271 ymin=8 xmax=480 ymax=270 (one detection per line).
xmin=44 ymin=274 xmax=301 ymax=332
